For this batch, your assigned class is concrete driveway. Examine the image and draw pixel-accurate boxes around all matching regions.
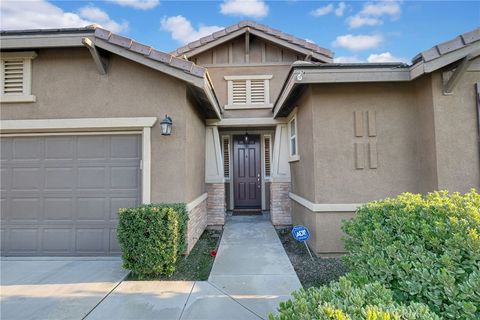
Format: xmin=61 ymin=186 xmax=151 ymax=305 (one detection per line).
xmin=0 ymin=258 xmax=128 ymax=320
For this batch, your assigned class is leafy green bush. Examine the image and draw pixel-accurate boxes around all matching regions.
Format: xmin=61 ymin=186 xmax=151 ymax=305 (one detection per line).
xmin=269 ymin=276 xmax=438 ymax=320
xmin=117 ymin=203 xmax=188 ymax=279
xmin=342 ymin=190 xmax=480 ymax=319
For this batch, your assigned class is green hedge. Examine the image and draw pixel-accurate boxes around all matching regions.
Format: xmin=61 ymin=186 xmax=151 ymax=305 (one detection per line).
xmin=342 ymin=190 xmax=480 ymax=319
xmin=117 ymin=203 xmax=188 ymax=279
xmin=269 ymin=276 xmax=438 ymax=320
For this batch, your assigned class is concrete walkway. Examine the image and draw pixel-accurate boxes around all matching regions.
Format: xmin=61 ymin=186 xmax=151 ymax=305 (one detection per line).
xmin=2 ymin=216 xmax=301 ymax=320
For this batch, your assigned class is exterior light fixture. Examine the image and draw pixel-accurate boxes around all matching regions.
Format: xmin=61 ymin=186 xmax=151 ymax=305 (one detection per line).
xmin=160 ymin=115 xmax=172 ymax=136
xmin=244 ymin=131 xmax=249 ymax=144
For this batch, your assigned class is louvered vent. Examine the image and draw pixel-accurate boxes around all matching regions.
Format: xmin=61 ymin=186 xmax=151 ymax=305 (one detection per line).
xmin=231 ymin=80 xmax=247 ymax=104
xmin=223 ymin=137 xmax=230 ymax=178
xmin=2 ymin=59 xmax=25 ymax=94
xmin=250 ymin=80 xmax=265 ymax=104
xmin=264 ymin=136 xmax=271 ymax=177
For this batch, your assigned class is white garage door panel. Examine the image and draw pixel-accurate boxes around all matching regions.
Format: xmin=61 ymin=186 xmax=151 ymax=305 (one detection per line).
xmin=0 ymin=134 xmax=141 ymax=256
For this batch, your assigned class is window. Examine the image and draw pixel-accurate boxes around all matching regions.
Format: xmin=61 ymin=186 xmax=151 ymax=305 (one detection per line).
xmin=222 ymin=136 xmax=231 ymax=179
xmin=263 ymin=135 xmax=272 ymax=179
xmin=1 ymin=51 xmax=37 ymax=103
xmin=288 ymin=114 xmax=299 ymax=161
xmin=225 ymin=75 xmax=273 ymax=109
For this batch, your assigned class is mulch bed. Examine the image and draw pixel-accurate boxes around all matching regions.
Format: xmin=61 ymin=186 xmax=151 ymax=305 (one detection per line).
xmin=277 ymin=227 xmax=348 ymax=289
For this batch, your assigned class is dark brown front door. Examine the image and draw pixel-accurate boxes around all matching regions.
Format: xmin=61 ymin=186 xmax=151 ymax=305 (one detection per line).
xmin=233 ymin=135 xmax=261 ymax=208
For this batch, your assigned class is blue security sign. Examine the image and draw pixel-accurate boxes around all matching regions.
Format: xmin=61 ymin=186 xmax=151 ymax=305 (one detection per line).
xmin=292 ymin=225 xmax=310 ymax=242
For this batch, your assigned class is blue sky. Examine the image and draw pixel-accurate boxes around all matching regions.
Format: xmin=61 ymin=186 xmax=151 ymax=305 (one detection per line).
xmin=1 ymin=1 xmax=479 ymax=63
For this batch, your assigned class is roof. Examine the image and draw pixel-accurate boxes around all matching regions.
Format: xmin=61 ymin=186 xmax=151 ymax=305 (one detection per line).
xmin=1 ymin=25 xmax=221 ymax=118
xmin=412 ymin=28 xmax=480 ymax=64
xmin=171 ymin=20 xmax=333 ymax=63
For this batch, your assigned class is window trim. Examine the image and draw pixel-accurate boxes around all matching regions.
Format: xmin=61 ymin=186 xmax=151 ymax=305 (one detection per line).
xmin=224 ymin=75 xmax=273 ymax=109
xmin=221 ymin=135 xmax=231 ymax=181
xmin=288 ymin=111 xmax=300 ymax=162
xmin=1 ymin=51 xmax=37 ymax=103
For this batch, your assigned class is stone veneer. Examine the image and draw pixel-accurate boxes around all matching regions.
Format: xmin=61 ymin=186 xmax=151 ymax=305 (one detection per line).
xmin=186 ymin=198 xmax=207 ymax=254
xmin=270 ymin=181 xmax=292 ymax=225
xmin=206 ymin=183 xmax=226 ymax=226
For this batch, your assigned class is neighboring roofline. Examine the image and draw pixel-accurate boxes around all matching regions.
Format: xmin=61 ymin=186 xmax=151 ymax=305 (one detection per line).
xmin=171 ymin=20 xmax=333 ymax=63
xmin=0 ymin=26 xmax=222 ymax=119
xmin=273 ymin=35 xmax=480 ymax=117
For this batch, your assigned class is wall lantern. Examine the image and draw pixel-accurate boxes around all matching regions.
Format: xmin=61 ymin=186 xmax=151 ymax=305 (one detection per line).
xmin=244 ymin=131 xmax=249 ymax=144
xmin=160 ymin=115 xmax=172 ymax=136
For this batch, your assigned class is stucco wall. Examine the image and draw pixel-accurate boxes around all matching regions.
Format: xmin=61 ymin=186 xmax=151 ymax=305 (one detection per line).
xmin=0 ymin=47 xmax=206 ymax=203
xmin=310 ymin=82 xmax=419 ymax=203
xmin=431 ymin=69 xmax=480 ymax=192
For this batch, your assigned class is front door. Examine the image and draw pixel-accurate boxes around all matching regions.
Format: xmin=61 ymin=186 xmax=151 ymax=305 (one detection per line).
xmin=233 ymin=135 xmax=261 ymax=208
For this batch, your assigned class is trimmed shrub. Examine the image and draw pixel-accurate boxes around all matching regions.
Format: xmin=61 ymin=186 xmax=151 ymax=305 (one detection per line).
xmin=117 ymin=203 xmax=188 ymax=279
xmin=342 ymin=190 xmax=480 ymax=319
xmin=269 ymin=276 xmax=439 ymax=320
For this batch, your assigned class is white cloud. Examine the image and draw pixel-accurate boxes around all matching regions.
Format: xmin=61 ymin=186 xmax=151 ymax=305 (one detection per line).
xmin=311 ymin=4 xmax=333 ymax=17
xmin=0 ymin=0 xmax=128 ymax=32
xmin=305 ymin=38 xmax=315 ymax=44
xmin=334 ymin=56 xmax=363 ymax=63
xmin=312 ymin=2 xmax=347 ymax=17
xmin=161 ymin=15 xmax=223 ymax=45
xmin=109 ymin=0 xmax=160 ymax=10
xmin=220 ymin=0 xmax=269 ymax=18
xmin=347 ymin=0 xmax=401 ymax=28
xmin=335 ymin=2 xmax=347 ymax=16
xmin=367 ymin=52 xmax=406 ymax=63
xmin=332 ymin=34 xmax=383 ymax=51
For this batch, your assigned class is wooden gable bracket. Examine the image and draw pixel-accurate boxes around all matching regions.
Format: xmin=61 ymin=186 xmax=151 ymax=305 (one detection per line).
xmin=443 ymin=49 xmax=480 ymax=95
xmin=245 ymin=28 xmax=250 ymax=63
xmin=82 ymin=37 xmax=109 ymax=75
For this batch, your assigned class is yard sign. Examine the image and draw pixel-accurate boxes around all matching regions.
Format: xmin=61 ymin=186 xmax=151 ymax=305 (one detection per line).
xmin=292 ymin=225 xmax=314 ymax=261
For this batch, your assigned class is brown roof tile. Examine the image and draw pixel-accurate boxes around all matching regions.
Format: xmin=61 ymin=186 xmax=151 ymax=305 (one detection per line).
xmin=171 ymin=20 xmax=333 ymax=60
xmin=93 ymin=27 xmax=206 ymax=78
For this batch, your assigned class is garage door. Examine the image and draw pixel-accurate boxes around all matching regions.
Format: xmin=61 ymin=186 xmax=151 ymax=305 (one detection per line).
xmin=0 ymin=134 xmax=141 ymax=256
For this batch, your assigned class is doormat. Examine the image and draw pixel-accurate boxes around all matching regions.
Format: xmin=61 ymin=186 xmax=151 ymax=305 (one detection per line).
xmin=232 ymin=209 xmax=262 ymax=216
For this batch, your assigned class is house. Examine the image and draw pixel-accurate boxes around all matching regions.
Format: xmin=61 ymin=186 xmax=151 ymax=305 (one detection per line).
xmin=1 ymin=21 xmax=479 ymax=257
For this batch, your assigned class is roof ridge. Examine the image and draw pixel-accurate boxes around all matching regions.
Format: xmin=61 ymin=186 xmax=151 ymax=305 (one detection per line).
xmin=412 ymin=27 xmax=480 ymax=64
xmin=94 ymin=27 xmax=207 ymax=78
xmin=171 ymin=20 xmax=333 ymax=59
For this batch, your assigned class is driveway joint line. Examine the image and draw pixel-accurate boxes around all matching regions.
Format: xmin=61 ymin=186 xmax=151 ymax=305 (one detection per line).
xmin=207 ymin=280 xmax=265 ymax=320
xmin=178 ymin=280 xmax=196 ymax=320
xmin=80 ymin=272 xmax=128 ymax=320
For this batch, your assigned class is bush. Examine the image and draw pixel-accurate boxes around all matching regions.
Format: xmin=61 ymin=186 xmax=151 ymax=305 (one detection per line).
xmin=269 ymin=276 xmax=439 ymax=320
xmin=342 ymin=190 xmax=480 ymax=319
xmin=117 ymin=203 xmax=188 ymax=279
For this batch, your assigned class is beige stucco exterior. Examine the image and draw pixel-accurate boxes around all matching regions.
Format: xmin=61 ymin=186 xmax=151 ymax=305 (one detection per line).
xmin=0 ymin=47 xmax=206 ymax=205
xmin=289 ymin=67 xmax=480 ymax=255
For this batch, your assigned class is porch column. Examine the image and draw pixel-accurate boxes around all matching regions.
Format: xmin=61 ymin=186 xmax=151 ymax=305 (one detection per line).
xmin=205 ymin=126 xmax=226 ymax=226
xmin=270 ymin=124 xmax=292 ymax=226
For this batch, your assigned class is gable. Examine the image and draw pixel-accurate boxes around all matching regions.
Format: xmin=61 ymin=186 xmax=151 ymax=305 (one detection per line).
xmin=172 ymin=21 xmax=333 ymax=64
xmin=191 ymin=34 xmax=307 ymax=66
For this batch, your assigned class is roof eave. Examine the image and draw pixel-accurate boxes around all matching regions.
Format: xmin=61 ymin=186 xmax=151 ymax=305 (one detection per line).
xmin=0 ymin=31 xmax=95 ymax=49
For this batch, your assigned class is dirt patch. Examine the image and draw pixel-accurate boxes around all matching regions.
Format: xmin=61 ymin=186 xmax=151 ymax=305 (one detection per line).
xmin=277 ymin=227 xmax=348 ymax=288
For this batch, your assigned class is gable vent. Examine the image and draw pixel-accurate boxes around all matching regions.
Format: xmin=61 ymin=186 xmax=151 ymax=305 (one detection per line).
xmin=222 ymin=136 xmax=230 ymax=178
xmin=231 ymin=80 xmax=247 ymax=104
xmin=250 ymin=79 xmax=266 ymax=104
xmin=264 ymin=135 xmax=271 ymax=178
xmin=2 ymin=59 xmax=25 ymax=94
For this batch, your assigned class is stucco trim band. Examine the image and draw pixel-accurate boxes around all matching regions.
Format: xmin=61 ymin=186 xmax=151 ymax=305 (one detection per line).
xmin=186 ymin=193 xmax=208 ymax=211
xmin=289 ymin=193 xmax=361 ymax=212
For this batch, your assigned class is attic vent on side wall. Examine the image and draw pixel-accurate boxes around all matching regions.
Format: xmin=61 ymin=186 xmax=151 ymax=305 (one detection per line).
xmin=225 ymin=75 xmax=273 ymax=109
xmin=222 ymin=136 xmax=231 ymax=178
xmin=0 ymin=52 xmax=37 ymax=103
xmin=264 ymin=135 xmax=271 ymax=178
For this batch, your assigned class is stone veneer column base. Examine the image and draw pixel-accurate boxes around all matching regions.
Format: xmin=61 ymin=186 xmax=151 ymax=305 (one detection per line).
xmin=186 ymin=199 xmax=207 ymax=254
xmin=270 ymin=181 xmax=292 ymax=226
xmin=206 ymin=183 xmax=226 ymax=226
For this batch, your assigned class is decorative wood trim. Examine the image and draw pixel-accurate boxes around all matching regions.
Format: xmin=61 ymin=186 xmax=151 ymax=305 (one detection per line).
xmin=186 ymin=193 xmax=208 ymax=211
xmin=224 ymin=75 xmax=273 ymax=80
xmin=224 ymin=104 xmax=273 ymax=110
xmin=206 ymin=117 xmax=287 ymax=127
xmin=142 ymin=127 xmax=152 ymax=204
xmin=82 ymin=37 xmax=108 ymax=75
xmin=289 ymin=193 xmax=361 ymax=212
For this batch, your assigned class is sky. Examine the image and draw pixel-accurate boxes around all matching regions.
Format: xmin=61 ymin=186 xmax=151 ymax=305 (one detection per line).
xmin=1 ymin=1 xmax=479 ymax=64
